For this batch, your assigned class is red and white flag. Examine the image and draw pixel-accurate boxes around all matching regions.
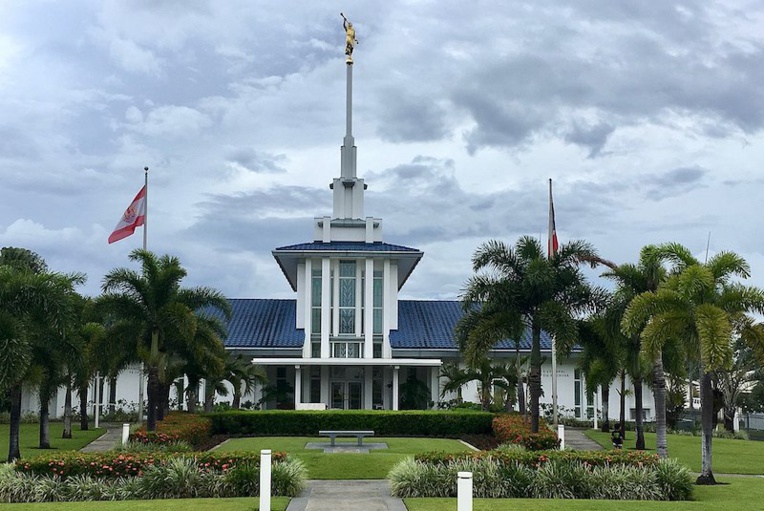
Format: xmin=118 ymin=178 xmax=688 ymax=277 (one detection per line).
xmin=548 ymin=179 xmax=559 ymax=257
xmin=108 ymin=186 xmax=146 ymax=244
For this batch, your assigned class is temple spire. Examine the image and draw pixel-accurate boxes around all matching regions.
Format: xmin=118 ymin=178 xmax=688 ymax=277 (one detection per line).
xmin=332 ymin=13 xmax=365 ymax=220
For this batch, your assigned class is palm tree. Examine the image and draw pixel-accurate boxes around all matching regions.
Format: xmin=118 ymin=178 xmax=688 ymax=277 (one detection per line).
xmin=440 ymin=359 xmax=518 ymax=411
xmin=622 ymin=243 xmax=764 ymax=484
xmin=97 ymin=249 xmax=231 ymax=431
xmin=599 ymin=247 xmax=666 ymax=451
xmin=577 ymin=316 xmax=622 ymax=432
xmin=460 ymin=236 xmax=603 ymax=432
xmin=0 ymin=247 xmax=82 ymax=461
xmin=225 ymin=354 xmax=267 ymax=409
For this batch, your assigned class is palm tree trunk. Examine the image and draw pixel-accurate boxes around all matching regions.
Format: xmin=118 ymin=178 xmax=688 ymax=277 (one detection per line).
xmin=39 ymin=392 xmax=51 ymax=449
xmin=529 ymin=324 xmax=542 ymax=433
xmin=600 ymin=385 xmax=610 ymax=432
xmin=233 ymin=386 xmax=242 ymax=409
xmin=78 ymin=383 xmax=89 ymax=431
xmin=697 ymin=370 xmax=717 ymax=485
xmin=516 ymin=346 xmax=526 ymax=416
xmin=62 ymin=382 xmax=73 ymax=439
xmin=7 ymin=385 xmax=22 ymax=462
xmin=634 ymin=375 xmax=645 ymax=450
xmin=204 ymin=382 xmax=215 ymax=413
xmin=187 ymin=383 xmax=198 ymax=414
xmin=619 ymin=371 xmax=626 ymax=440
xmin=109 ymin=375 xmax=118 ymax=415
xmin=146 ymin=366 xmax=160 ymax=431
xmin=653 ymin=353 xmax=668 ymax=459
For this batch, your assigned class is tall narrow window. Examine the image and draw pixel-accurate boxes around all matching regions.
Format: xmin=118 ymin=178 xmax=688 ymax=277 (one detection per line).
xmin=338 ymin=261 xmax=356 ymax=334
xmin=373 ymin=270 xmax=383 ymax=334
xmin=574 ymin=369 xmax=582 ymax=418
xmin=311 ymin=268 xmax=322 ymax=335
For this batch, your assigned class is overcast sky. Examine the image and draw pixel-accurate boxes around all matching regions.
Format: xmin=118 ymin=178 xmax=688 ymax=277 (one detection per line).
xmin=2 ymin=0 xmax=763 ymax=301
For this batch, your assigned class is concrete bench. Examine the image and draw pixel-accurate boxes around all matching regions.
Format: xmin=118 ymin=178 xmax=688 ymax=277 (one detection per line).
xmin=318 ymin=430 xmax=375 ymax=446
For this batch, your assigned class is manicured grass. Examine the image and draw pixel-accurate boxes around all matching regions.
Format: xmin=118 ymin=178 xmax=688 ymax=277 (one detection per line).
xmin=1 ymin=497 xmax=289 ymax=510
xmin=584 ymin=429 xmax=764 ymax=475
xmin=405 ymin=476 xmax=764 ymax=510
xmin=215 ymin=436 xmax=470 ymax=479
xmin=0 ymin=423 xmax=106 ymax=459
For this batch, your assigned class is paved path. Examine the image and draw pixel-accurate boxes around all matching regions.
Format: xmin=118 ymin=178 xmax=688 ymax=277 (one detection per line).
xmin=286 ymin=480 xmax=406 ymax=511
xmin=79 ymin=423 xmax=126 ymax=452
xmin=563 ymin=427 xmax=604 ymax=451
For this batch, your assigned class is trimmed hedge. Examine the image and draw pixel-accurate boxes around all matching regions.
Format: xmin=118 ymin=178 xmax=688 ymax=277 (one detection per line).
xmin=14 ymin=450 xmax=287 ymax=479
xmin=415 ymin=448 xmax=661 ymax=468
xmin=207 ymin=410 xmax=493 ymax=437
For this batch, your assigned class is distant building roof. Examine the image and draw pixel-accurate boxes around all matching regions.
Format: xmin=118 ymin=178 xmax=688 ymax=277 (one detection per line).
xmin=223 ymin=298 xmax=555 ymax=352
xmin=390 ymin=300 xmax=554 ymax=351
xmin=275 ymin=241 xmax=420 ymax=252
xmin=225 ymin=299 xmax=303 ymax=348
xmin=272 ymin=241 xmax=423 ymax=292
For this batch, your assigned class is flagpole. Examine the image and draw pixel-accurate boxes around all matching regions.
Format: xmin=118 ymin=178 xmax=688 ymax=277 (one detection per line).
xmin=137 ymin=166 xmax=148 ymax=426
xmin=548 ymin=178 xmax=558 ymax=431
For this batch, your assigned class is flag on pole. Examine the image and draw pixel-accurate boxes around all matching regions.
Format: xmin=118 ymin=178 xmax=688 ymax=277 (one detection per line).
xmin=108 ymin=186 xmax=146 ymax=244
xmin=547 ymin=178 xmax=559 ymax=257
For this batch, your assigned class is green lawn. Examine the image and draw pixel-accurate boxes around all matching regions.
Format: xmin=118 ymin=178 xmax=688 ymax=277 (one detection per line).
xmin=0 ymin=423 xmax=106 ymax=459
xmin=584 ymin=429 xmax=764 ymax=475
xmin=215 ymin=436 xmax=470 ymax=479
xmin=2 ymin=497 xmax=289 ymax=511
xmin=406 ymin=476 xmax=764 ymax=510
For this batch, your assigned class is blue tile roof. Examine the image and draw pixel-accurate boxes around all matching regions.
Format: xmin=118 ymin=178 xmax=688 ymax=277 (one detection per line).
xmin=224 ymin=299 xmax=304 ymax=348
xmin=275 ymin=241 xmax=421 ymax=252
xmin=390 ymin=300 xmax=554 ymax=351
xmin=222 ymin=298 xmax=553 ymax=352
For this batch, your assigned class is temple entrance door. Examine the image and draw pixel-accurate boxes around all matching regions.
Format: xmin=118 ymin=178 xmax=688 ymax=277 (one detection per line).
xmin=330 ymin=381 xmax=363 ymax=409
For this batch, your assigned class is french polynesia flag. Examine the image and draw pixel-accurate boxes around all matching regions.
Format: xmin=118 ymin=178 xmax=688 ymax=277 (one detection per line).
xmin=108 ymin=186 xmax=146 ymax=244
xmin=548 ymin=178 xmax=559 ymax=257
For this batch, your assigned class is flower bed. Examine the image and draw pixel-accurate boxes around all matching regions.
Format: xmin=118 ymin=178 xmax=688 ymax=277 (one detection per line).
xmin=15 ymin=450 xmax=287 ymax=479
xmin=129 ymin=412 xmax=213 ymax=449
xmin=492 ymin=414 xmax=560 ymax=450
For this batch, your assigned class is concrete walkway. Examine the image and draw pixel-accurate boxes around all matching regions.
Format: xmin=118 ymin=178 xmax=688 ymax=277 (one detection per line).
xmin=563 ymin=427 xmax=604 ymax=451
xmin=285 ymin=480 xmax=406 ymax=511
xmin=79 ymin=423 xmax=126 ymax=452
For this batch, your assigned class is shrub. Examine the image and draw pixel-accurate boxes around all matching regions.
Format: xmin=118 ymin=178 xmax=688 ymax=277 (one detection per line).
xmin=492 ymin=414 xmax=560 ymax=450
xmin=15 ymin=450 xmax=287 ymax=479
xmin=1 ymin=455 xmax=307 ymax=503
xmin=389 ymin=455 xmax=693 ymax=501
xmin=129 ymin=412 xmax=212 ymax=449
xmin=415 ymin=447 xmax=660 ymax=468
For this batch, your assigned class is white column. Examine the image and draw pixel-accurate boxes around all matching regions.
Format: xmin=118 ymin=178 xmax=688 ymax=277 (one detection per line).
xmin=121 ymin=424 xmax=130 ymax=445
xmin=295 ymin=366 xmax=302 ymax=406
xmin=332 ymin=259 xmax=340 ymax=338
xmin=302 ymin=260 xmax=312 ymax=358
xmin=382 ymin=260 xmax=393 ymax=358
xmin=593 ymin=386 xmax=599 ymax=430
xmin=558 ymin=424 xmax=565 ymax=450
xmin=321 ymin=258 xmax=331 ymax=358
xmin=364 ymin=259 xmax=374 ymax=358
xmin=392 ymin=366 xmax=400 ymax=411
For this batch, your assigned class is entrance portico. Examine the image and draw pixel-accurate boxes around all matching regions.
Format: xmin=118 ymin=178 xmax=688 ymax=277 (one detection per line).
xmin=252 ymin=358 xmax=441 ymax=410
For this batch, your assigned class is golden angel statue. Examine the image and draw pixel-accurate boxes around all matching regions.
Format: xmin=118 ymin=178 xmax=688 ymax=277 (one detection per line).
xmin=341 ymin=13 xmax=358 ymax=62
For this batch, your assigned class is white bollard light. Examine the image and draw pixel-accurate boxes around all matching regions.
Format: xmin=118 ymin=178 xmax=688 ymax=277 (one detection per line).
xmin=558 ymin=424 xmax=565 ymax=450
xmin=121 ymin=423 xmax=130 ymax=445
xmin=260 ymin=449 xmax=272 ymax=511
xmin=457 ymin=471 xmax=473 ymax=511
